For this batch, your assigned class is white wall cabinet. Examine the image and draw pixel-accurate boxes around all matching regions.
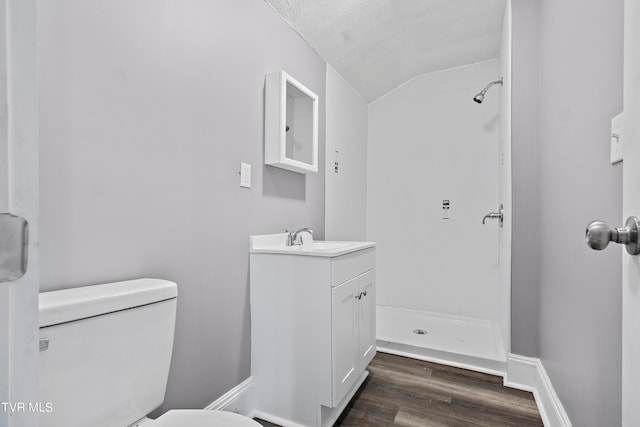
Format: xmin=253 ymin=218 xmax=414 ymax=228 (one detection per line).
xmin=250 ymin=246 xmax=375 ymax=427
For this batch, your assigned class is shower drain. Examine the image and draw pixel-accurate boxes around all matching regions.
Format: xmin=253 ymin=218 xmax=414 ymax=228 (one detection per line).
xmin=413 ymin=329 xmax=428 ymax=335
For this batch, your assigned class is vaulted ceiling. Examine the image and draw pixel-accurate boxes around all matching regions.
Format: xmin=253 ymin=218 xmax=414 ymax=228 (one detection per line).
xmin=265 ymin=0 xmax=506 ymax=102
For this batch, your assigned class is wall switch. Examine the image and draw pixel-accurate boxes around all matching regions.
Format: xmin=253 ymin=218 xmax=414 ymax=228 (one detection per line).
xmin=610 ymin=112 xmax=624 ymax=164
xmin=240 ymin=162 xmax=251 ymax=188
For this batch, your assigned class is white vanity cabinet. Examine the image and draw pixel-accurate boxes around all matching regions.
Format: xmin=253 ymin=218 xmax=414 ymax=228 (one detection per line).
xmin=331 ymin=269 xmax=376 ymax=406
xmin=249 ymin=238 xmax=375 ymax=427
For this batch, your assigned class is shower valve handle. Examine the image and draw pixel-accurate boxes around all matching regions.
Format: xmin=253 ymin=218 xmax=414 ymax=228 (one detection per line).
xmin=585 ymin=217 xmax=640 ymax=255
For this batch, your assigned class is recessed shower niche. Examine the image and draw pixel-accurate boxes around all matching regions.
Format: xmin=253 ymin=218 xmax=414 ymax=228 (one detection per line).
xmin=265 ymin=70 xmax=318 ymax=174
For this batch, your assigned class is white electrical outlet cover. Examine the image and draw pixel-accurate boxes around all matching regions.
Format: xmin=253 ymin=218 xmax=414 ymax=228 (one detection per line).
xmin=240 ymin=162 xmax=251 ymax=188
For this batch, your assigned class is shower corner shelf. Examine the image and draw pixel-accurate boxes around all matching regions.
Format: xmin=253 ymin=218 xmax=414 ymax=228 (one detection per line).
xmin=264 ymin=70 xmax=319 ymax=174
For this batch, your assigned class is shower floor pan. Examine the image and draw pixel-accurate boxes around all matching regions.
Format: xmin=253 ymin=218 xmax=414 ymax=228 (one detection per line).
xmin=376 ymin=306 xmax=507 ymax=375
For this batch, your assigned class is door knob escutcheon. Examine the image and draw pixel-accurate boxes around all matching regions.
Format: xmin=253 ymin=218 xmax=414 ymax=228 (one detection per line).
xmin=585 ymin=216 xmax=640 ymax=255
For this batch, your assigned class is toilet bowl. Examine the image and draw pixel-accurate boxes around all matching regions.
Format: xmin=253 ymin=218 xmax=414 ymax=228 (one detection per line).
xmin=38 ymin=279 xmax=260 ymax=427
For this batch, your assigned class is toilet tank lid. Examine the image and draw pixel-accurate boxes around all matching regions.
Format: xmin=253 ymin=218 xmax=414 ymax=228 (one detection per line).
xmin=39 ymin=278 xmax=177 ymax=328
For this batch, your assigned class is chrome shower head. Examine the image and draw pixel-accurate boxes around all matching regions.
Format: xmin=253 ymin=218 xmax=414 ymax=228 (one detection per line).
xmin=473 ymin=78 xmax=503 ymax=104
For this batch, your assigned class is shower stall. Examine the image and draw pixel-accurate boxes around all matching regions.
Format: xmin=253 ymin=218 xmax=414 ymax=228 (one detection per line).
xmin=368 ymin=4 xmax=512 ymax=374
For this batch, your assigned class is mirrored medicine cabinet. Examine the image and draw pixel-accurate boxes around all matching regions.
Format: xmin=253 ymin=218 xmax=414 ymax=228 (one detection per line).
xmin=265 ymin=70 xmax=318 ymax=174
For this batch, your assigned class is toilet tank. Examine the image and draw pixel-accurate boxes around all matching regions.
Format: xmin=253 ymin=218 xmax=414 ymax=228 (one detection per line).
xmin=38 ymin=278 xmax=178 ymax=427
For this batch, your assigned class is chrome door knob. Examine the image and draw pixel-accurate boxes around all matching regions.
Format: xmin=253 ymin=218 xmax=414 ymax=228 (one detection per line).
xmin=585 ymin=216 xmax=640 ymax=255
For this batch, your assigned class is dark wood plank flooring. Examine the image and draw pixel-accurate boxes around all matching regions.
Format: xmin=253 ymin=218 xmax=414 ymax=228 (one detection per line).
xmin=256 ymin=352 xmax=543 ymax=427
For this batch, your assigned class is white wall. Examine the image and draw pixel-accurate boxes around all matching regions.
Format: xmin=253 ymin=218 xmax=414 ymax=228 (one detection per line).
xmin=510 ymin=0 xmax=541 ymax=358
xmin=498 ymin=1 xmax=513 ymax=353
xmin=367 ymin=60 xmax=501 ymax=320
xmin=535 ymin=0 xmax=623 ymax=424
xmin=325 ymin=65 xmax=368 ymax=241
xmin=37 ymin=0 xmax=326 ymax=414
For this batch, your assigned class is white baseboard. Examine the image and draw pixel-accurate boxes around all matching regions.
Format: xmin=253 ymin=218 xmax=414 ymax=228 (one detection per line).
xmin=505 ymin=354 xmax=572 ymax=427
xmin=204 ymin=376 xmax=253 ymax=413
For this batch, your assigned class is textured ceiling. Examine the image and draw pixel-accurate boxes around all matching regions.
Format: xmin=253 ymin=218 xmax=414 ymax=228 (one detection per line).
xmin=266 ymin=0 xmax=506 ymax=102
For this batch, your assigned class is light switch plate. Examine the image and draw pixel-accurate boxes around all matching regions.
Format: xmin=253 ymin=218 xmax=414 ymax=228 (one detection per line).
xmin=611 ymin=112 xmax=624 ymax=164
xmin=240 ymin=162 xmax=251 ymax=188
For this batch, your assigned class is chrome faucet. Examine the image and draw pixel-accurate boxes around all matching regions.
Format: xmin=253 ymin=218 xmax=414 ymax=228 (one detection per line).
xmin=482 ymin=204 xmax=504 ymax=227
xmin=285 ymin=228 xmax=314 ymax=246
xmin=482 ymin=212 xmax=502 ymax=224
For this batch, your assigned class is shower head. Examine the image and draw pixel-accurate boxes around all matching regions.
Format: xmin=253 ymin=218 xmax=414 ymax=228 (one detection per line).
xmin=473 ymin=78 xmax=503 ymax=104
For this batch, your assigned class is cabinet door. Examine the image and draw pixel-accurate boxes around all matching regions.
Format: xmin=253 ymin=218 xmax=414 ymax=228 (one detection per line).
xmin=331 ymin=277 xmax=359 ymax=407
xmin=358 ymin=269 xmax=376 ymax=369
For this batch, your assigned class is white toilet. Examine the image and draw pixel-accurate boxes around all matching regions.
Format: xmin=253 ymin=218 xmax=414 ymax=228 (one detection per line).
xmin=38 ymin=278 xmax=260 ymax=427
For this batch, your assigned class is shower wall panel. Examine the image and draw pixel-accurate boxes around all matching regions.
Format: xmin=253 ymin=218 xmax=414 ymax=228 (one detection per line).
xmin=367 ymin=60 xmax=501 ymax=321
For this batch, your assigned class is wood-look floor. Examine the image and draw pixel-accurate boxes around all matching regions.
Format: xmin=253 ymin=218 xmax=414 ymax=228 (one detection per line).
xmin=256 ymin=352 xmax=543 ymax=427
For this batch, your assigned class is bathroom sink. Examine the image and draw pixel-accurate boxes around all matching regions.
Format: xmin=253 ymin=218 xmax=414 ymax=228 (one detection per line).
xmin=292 ymin=242 xmax=350 ymax=251
xmin=250 ymin=233 xmax=374 ymax=257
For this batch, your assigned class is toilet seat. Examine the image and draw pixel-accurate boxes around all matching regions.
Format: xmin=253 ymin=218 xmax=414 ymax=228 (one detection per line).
xmin=152 ymin=410 xmax=262 ymax=427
